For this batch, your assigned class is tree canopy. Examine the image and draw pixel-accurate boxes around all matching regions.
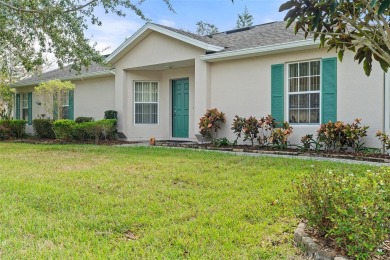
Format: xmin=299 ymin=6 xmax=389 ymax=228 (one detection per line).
xmin=195 ymin=21 xmax=219 ymax=36
xmin=280 ymin=0 xmax=390 ymax=76
xmin=0 ymin=0 xmax=173 ymax=73
xmin=236 ymin=6 xmax=253 ymax=28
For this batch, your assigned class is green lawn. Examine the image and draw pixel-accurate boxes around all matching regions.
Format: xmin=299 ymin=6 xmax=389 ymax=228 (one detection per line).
xmin=0 ymin=143 xmax=376 ymax=259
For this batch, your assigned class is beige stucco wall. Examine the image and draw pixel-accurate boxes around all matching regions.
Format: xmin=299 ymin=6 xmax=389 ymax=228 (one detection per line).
xmin=209 ymin=49 xmax=384 ymax=148
xmin=14 ymin=75 xmax=115 ymax=135
xmin=123 ymin=67 xmax=195 ymax=140
xmin=113 ymin=31 xmax=203 ymax=140
xmin=73 ymin=76 xmax=115 ymax=120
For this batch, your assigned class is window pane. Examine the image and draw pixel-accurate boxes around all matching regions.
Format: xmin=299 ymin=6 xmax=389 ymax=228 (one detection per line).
xmin=289 ymin=109 xmax=298 ymax=123
xmin=289 ymin=78 xmax=298 ymax=92
xmin=310 ymin=76 xmax=320 ymax=91
xmin=310 ymin=109 xmax=320 ymax=123
xmin=299 ymin=94 xmax=309 ymax=108
xmin=299 ymin=62 xmax=309 ymax=76
xmin=135 ymin=104 xmax=158 ymax=124
xmin=310 ymin=93 xmax=320 ymax=108
xmin=22 ymin=109 xmax=28 ymax=121
xmin=299 ymin=77 xmax=309 ymax=92
xmin=289 ymin=94 xmax=298 ymax=109
xmin=299 ymin=109 xmax=309 ymax=123
xmin=289 ymin=64 xmax=298 ymax=77
xmin=310 ymin=61 xmax=320 ymax=76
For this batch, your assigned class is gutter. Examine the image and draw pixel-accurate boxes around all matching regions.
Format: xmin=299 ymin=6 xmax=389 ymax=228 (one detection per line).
xmin=200 ymin=39 xmax=319 ymax=62
xmin=11 ymin=69 xmax=115 ymax=88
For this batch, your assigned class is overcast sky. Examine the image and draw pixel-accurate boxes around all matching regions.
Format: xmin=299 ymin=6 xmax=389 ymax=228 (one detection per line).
xmin=87 ymin=0 xmax=287 ymax=55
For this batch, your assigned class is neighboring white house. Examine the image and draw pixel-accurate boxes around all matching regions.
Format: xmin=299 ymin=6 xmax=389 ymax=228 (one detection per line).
xmin=12 ymin=21 xmax=390 ymax=147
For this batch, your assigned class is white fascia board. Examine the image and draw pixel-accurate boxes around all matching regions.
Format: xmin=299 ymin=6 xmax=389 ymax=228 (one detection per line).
xmin=200 ymin=40 xmax=319 ymax=62
xmin=12 ymin=70 xmax=115 ymax=88
xmin=105 ymin=23 xmax=224 ymax=64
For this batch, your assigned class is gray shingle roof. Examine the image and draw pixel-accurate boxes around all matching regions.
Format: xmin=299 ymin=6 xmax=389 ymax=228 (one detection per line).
xmin=15 ymin=21 xmax=306 ymax=87
xmin=14 ymin=63 xmax=112 ymax=87
xmin=155 ymin=21 xmax=307 ymax=52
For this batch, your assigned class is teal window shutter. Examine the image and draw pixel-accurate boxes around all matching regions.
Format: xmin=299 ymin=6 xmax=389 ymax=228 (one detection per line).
xmin=321 ymin=57 xmax=337 ymax=123
xmin=69 ymin=90 xmax=74 ymax=120
xmin=28 ymin=92 xmax=32 ymax=125
xmin=271 ymin=64 xmax=285 ymax=126
xmin=15 ymin=93 xmax=20 ymax=119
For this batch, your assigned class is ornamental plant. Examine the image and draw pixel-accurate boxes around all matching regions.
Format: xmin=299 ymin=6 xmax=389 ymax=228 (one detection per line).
xmin=198 ymin=108 xmax=226 ymax=143
xmin=231 ymin=115 xmax=245 ymax=145
xmin=376 ymin=131 xmax=390 ymax=151
xmin=297 ymin=168 xmax=390 ymax=259
xmin=343 ymin=118 xmax=369 ymax=152
xmin=257 ymin=115 xmax=277 ymax=146
xmin=269 ymin=121 xmax=293 ymax=149
xmin=242 ymin=116 xmax=259 ymax=147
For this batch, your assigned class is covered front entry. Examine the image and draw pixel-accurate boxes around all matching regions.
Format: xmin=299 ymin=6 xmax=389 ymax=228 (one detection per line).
xmin=172 ymin=79 xmax=189 ymax=138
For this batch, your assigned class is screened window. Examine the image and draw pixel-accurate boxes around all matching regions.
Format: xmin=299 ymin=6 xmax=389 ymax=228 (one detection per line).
xmin=134 ymin=81 xmax=159 ymax=124
xmin=22 ymin=93 xmax=28 ymax=121
xmin=288 ymin=61 xmax=321 ymax=124
xmin=61 ymin=92 xmax=70 ymax=119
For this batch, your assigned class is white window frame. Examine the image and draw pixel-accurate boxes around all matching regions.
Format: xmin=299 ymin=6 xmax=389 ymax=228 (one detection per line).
xmin=133 ymin=81 xmax=159 ymax=125
xmin=286 ymin=59 xmax=322 ymax=125
xmin=61 ymin=92 xmax=70 ymax=119
xmin=21 ymin=93 xmax=29 ymax=122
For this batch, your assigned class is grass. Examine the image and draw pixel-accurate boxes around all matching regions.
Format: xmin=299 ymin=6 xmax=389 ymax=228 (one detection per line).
xmin=0 ymin=143 xmax=377 ymax=259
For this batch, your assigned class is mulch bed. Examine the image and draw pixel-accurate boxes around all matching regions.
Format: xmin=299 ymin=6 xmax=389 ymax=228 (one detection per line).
xmin=155 ymin=142 xmax=390 ymax=164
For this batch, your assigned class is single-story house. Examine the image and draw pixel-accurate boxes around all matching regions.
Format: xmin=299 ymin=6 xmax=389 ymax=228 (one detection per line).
xmin=13 ymin=21 xmax=390 ymax=147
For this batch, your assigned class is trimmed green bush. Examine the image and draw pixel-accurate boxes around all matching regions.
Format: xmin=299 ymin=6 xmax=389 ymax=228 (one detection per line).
xmin=297 ymin=168 xmax=390 ymax=259
xmin=33 ymin=119 xmax=55 ymax=139
xmin=0 ymin=125 xmax=10 ymax=140
xmin=75 ymin=117 xmax=94 ymax=123
xmin=0 ymin=119 xmax=27 ymax=138
xmin=104 ymin=110 xmax=118 ymax=120
xmin=53 ymin=120 xmax=76 ymax=140
xmin=72 ymin=123 xmax=90 ymax=141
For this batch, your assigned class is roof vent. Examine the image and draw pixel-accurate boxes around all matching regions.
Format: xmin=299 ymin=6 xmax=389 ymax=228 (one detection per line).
xmin=225 ymin=27 xmax=251 ymax=35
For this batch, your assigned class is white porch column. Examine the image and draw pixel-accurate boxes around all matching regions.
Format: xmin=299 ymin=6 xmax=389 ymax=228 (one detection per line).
xmin=194 ymin=57 xmax=211 ymax=135
xmin=114 ymin=69 xmax=128 ymax=136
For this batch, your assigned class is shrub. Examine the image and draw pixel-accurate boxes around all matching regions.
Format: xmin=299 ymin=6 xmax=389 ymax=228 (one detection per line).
xmin=72 ymin=123 xmax=90 ymax=141
xmin=0 ymin=119 xmax=27 ymax=138
xmin=75 ymin=117 xmax=94 ymax=123
xmin=242 ymin=116 xmax=259 ymax=147
xmin=317 ymin=119 xmax=369 ymax=152
xmin=198 ymin=108 xmax=226 ymax=143
xmin=53 ymin=119 xmax=76 ymax=140
xmin=33 ymin=119 xmax=55 ymax=139
xmin=104 ymin=110 xmax=118 ymax=120
xmin=257 ymin=115 xmax=277 ymax=146
xmin=269 ymin=122 xmax=293 ymax=149
xmin=231 ymin=115 xmax=245 ymax=145
xmin=213 ymin=137 xmax=232 ymax=147
xmin=98 ymin=119 xmax=117 ymax=140
xmin=376 ymin=131 xmax=390 ymax=151
xmin=0 ymin=125 xmax=10 ymax=140
xmin=297 ymin=168 xmax=390 ymax=259
xmin=300 ymin=134 xmax=322 ymax=151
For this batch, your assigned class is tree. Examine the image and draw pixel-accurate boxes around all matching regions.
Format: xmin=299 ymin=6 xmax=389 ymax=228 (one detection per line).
xmin=236 ymin=6 xmax=253 ymax=28
xmin=0 ymin=81 xmax=14 ymax=120
xmin=196 ymin=21 xmax=219 ymax=36
xmin=0 ymin=0 xmax=173 ymax=73
xmin=280 ymin=0 xmax=390 ymax=76
xmin=35 ymin=80 xmax=75 ymax=120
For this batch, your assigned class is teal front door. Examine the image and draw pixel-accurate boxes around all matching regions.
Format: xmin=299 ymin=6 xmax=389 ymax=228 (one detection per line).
xmin=172 ymin=79 xmax=189 ymax=138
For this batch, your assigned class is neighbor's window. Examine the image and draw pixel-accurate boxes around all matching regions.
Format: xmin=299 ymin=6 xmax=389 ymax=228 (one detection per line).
xmin=288 ymin=60 xmax=321 ymax=124
xmin=61 ymin=92 xmax=70 ymax=119
xmin=22 ymin=93 xmax=28 ymax=121
xmin=134 ymin=81 xmax=159 ymax=124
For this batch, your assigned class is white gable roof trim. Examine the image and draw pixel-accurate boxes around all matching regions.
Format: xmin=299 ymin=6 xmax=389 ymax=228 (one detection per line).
xmin=200 ymin=39 xmax=319 ymax=62
xmin=106 ymin=23 xmax=225 ymax=64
